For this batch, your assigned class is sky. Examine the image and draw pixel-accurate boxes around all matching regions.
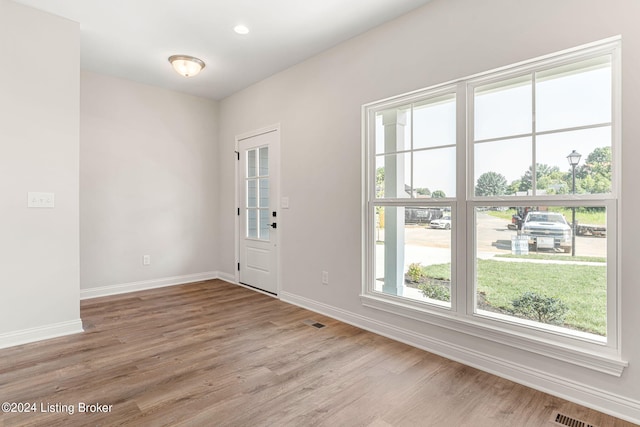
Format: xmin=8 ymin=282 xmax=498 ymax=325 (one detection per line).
xmin=374 ymin=55 xmax=612 ymax=197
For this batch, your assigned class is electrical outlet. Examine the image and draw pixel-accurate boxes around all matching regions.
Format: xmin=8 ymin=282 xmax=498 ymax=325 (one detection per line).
xmin=321 ymin=271 xmax=329 ymax=285
xmin=143 ymin=255 xmax=151 ymax=266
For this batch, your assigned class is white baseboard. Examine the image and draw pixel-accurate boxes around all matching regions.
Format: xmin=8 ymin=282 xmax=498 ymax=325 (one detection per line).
xmin=80 ymin=271 xmax=220 ymax=300
xmin=216 ymin=271 xmax=237 ymax=285
xmin=1 ymin=272 xmax=225 ymax=350
xmin=0 ymin=319 xmax=84 ymax=350
xmin=279 ymin=291 xmax=640 ymax=425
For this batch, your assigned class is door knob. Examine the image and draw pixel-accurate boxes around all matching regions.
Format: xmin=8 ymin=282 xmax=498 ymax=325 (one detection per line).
xmin=269 ymin=223 xmax=277 ymax=229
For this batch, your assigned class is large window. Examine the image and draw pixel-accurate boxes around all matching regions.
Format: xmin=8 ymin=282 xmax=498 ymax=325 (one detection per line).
xmin=362 ymin=39 xmax=624 ymax=374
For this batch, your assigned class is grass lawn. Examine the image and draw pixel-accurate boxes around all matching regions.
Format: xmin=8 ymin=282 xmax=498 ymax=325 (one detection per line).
xmin=421 ymin=259 xmax=606 ymax=336
xmin=484 ymin=209 xmax=516 ymax=221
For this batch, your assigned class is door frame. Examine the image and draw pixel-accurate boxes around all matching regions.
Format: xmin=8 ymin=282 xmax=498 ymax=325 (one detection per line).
xmin=234 ymin=124 xmax=281 ymax=297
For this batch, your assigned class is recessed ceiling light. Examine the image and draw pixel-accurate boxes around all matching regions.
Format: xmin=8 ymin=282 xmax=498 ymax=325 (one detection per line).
xmin=234 ymin=25 xmax=250 ymax=35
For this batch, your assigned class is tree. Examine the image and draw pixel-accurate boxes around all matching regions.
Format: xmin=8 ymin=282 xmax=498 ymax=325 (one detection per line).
xmin=415 ymin=187 xmax=431 ymax=196
xmin=576 ymin=147 xmax=611 ymax=194
xmin=537 ymin=169 xmax=569 ymax=194
xmin=375 ymin=167 xmax=385 ymax=198
xmin=519 ymin=163 xmax=560 ymax=192
xmin=579 ymin=174 xmax=610 ymax=194
xmin=475 ymin=171 xmax=507 ymax=196
xmin=431 ymin=190 xmax=446 ymax=198
xmin=577 ymin=147 xmax=611 ymax=178
xmin=507 ymin=179 xmax=522 ymax=195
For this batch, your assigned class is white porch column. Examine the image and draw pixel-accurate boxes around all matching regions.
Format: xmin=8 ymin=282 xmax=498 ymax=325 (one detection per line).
xmin=382 ymin=109 xmax=407 ymax=296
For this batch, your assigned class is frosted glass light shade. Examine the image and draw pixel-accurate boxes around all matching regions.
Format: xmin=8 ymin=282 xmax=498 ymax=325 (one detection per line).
xmin=234 ymin=25 xmax=250 ymax=35
xmin=168 ymin=55 xmax=205 ymax=77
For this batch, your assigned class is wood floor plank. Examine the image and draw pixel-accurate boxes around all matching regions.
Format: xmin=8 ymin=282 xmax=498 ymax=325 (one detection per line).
xmin=0 ymin=280 xmax=635 ymax=426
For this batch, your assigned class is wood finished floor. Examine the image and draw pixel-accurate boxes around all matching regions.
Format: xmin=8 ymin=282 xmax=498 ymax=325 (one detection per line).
xmin=0 ymin=280 xmax=635 ymax=427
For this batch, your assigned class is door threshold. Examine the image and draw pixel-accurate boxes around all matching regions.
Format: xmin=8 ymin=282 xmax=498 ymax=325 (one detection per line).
xmin=238 ymin=282 xmax=278 ymax=297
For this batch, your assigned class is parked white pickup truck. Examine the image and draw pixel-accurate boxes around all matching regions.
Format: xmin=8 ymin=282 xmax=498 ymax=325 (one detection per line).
xmin=521 ymin=211 xmax=572 ymax=253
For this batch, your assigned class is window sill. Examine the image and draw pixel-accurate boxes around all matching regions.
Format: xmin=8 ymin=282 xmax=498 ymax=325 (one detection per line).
xmin=360 ymin=293 xmax=627 ymax=377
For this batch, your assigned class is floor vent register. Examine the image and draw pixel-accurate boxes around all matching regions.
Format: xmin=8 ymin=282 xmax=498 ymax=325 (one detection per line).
xmin=302 ymin=319 xmax=326 ymax=329
xmin=554 ymin=412 xmax=597 ymax=427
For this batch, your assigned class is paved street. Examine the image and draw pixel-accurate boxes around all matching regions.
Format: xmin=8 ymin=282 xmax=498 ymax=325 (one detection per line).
xmin=402 ymin=212 xmax=606 ymax=259
xmin=376 ymin=212 xmax=607 ymax=271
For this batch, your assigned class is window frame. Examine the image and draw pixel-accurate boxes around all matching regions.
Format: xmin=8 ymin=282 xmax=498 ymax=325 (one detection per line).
xmin=361 ymin=37 xmax=626 ymax=376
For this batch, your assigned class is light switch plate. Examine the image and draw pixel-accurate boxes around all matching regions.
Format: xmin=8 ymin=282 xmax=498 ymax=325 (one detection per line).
xmin=28 ymin=192 xmax=55 ymax=208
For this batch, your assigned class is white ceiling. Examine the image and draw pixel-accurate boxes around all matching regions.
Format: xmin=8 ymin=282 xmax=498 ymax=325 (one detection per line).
xmin=13 ymin=0 xmax=433 ymax=100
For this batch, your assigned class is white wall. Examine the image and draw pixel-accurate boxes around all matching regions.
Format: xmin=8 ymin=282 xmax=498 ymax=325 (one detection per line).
xmin=218 ymin=0 xmax=640 ymax=422
xmin=0 ymin=0 xmax=82 ymax=345
xmin=80 ymin=71 xmax=219 ymax=297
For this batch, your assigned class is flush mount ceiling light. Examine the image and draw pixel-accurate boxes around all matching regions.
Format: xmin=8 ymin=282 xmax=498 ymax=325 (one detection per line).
xmin=168 ymin=55 xmax=206 ymax=77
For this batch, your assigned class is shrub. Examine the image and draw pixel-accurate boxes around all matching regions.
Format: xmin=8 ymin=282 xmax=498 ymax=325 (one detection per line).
xmin=419 ymin=282 xmax=450 ymax=302
xmin=511 ymin=291 xmax=568 ymax=325
xmin=406 ymin=263 xmax=425 ymax=283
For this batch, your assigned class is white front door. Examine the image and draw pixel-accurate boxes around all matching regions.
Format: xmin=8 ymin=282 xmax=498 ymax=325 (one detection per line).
xmin=237 ymin=128 xmax=279 ymax=295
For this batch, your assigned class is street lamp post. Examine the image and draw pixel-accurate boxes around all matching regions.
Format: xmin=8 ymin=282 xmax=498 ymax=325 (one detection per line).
xmin=566 ymin=150 xmax=582 ymax=257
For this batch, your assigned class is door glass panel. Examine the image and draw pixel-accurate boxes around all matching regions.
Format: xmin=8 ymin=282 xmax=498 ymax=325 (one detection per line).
xmin=247 ymin=179 xmax=257 ymax=208
xmin=245 ymin=146 xmax=270 ymax=241
xmin=259 ymin=179 xmax=269 ymax=208
xmin=259 ymin=147 xmax=269 ymax=176
xmin=247 ymin=149 xmax=257 ymax=178
xmin=247 ymin=209 xmax=257 ymax=239
xmin=259 ymin=209 xmax=270 ymax=240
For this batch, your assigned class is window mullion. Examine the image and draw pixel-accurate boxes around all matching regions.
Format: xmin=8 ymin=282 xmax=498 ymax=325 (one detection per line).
xmin=410 ymin=105 xmax=414 ymax=198
xmin=531 ymin=71 xmax=537 ymax=195
xmin=455 ymin=82 xmax=467 ymax=316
